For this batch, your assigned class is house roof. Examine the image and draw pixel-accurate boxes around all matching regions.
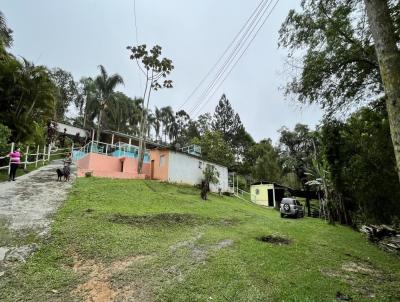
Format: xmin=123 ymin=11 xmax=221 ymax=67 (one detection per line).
xmin=251 ymin=181 xmax=290 ymax=189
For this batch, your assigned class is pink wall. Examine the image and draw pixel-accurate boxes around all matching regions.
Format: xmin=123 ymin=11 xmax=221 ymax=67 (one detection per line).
xmin=149 ymin=149 xmax=169 ymax=181
xmin=76 ymin=153 xmax=150 ymax=179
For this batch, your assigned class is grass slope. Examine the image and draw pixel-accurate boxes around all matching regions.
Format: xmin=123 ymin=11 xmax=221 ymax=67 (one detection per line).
xmin=1 ymin=178 xmax=399 ymax=301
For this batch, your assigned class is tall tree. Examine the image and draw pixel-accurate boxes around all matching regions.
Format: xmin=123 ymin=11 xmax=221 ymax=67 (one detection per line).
xmin=0 ymin=56 xmax=56 ymax=143
xmin=364 ymin=0 xmax=400 ymax=182
xmin=154 ymin=106 xmax=162 ymax=141
xmin=160 ymin=106 xmax=174 ymax=142
xmin=279 ymin=0 xmax=400 ymax=182
xmin=127 ymin=44 xmax=174 ymax=173
xmin=50 ymin=68 xmax=78 ymax=121
xmin=197 ymin=113 xmax=213 ymax=136
xmin=251 ymin=139 xmax=282 ymax=183
xmin=320 ymin=102 xmax=400 ymax=223
xmin=94 ymin=65 xmax=124 ymax=141
xmin=192 ymin=131 xmax=235 ymax=168
xmin=212 ymin=94 xmax=242 ymax=144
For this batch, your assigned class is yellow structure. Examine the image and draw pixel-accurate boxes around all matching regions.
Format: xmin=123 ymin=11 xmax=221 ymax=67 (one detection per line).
xmin=250 ymin=182 xmax=285 ymax=208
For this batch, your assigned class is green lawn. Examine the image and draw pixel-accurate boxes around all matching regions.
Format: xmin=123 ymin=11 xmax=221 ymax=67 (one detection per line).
xmin=1 ymin=178 xmax=399 ymax=301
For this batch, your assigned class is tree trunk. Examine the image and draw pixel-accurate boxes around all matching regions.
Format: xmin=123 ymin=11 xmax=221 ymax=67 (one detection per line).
xmin=96 ymin=108 xmax=102 ymax=142
xmin=305 ymin=185 xmax=311 ymax=217
xmin=364 ymin=0 xmax=400 ymax=183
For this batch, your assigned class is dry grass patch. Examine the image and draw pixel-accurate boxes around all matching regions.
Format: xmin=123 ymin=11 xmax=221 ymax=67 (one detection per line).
xmin=72 ymin=254 xmax=152 ymax=302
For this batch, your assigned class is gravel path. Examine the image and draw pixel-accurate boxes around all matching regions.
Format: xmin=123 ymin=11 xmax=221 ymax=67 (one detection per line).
xmin=0 ymin=160 xmax=75 ymax=233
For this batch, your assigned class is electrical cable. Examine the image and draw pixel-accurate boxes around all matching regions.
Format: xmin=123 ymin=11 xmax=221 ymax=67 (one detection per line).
xmin=191 ymin=0 xmax=281 ymax=117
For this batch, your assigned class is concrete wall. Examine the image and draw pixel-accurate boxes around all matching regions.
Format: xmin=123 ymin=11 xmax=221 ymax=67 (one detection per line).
xmin=167 ymin=151 xmax=229 ymax=192
xmin=76 ymin=153 xmax=149 ymax=179
xmin=56 ymin=122 xmax=88 ymax=138
xmin=250 ymin=184 xmax=276 ymax=207
xmin=150 ymin=149 xmax=170 ymax=181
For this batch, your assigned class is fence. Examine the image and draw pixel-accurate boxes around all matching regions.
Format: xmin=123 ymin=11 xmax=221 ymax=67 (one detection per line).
xmin=229 ymin=172 xmax=256 ymax=204
xmin=0 ymin=142 xmax=79 ymax=175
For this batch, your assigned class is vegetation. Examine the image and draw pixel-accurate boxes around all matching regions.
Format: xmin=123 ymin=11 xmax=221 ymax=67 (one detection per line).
xmin=278 ymin=0 xmax=400 ymax=225
xmin=1 ymin=1 xmax=399 ymax=228
xmin=1 ymin=179 xmax=399 ymax=302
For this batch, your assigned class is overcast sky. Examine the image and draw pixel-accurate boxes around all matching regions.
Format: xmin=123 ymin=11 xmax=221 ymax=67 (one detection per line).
xmin=2 ymin=0 xmax=323 ymax=143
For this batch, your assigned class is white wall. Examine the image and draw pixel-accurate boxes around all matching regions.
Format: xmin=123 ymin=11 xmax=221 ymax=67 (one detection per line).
xmin=56 ymin=122 xmax=88 ymax=138
xmin=168 ymin=151 xmax=229 ymax=192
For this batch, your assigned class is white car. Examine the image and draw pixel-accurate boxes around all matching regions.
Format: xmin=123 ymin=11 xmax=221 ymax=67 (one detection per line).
xmin=280 ymin=198 xmax=304 ymax=218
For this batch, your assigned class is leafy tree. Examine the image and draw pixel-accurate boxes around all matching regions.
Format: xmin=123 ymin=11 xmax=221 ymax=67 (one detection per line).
xmin=321 ymin=101 xmax=400 ymax=224
xmin=201 ymin=165 xmax=220 ymax=200
xmin=50 ymin=68 xmax=78 ymax=121
xmin=192 ymin=131 xmax=235 ymax=168
xmin=0 ymin=56 xmax=56 ymax=143
xmin=251 ymin=139 xmax=282 ymax=183
xmin=197 ymin=113 xmax=213 ymax=136
xmin=278 ymin=124 xmax=315 ymax=215
xmin=94 ymin=65 xmax=124 ymax=141
xmin=279 ymin=0 xmax=400 ymax=182
xmin=278 ymin=124 xmax=314 ymax=186
xmin=174 ymin=110 xmax=190 ymax=146
xmin=127 ymin=44 xmax=174 ymax=173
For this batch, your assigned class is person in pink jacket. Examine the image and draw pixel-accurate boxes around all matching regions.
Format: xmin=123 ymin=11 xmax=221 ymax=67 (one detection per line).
xmin=1 ymin=146 xmax=22 ymax=181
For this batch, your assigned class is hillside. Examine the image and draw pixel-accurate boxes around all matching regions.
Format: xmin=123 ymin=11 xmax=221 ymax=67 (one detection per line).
xmin=1 ymin=178 xmax=399 ymax=302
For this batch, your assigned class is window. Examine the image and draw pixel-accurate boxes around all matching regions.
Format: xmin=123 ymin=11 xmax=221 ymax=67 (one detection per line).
xmin=198 ymin=161 xmax=203 ymax=169
xmin=255 ymin=189 xmax=260 ymax=195
xmin=159 ymin=155 xmax=165 ymax=167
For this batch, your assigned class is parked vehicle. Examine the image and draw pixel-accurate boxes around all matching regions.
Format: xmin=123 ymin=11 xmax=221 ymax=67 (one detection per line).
xmin=280 ymin=198 xmax=304 ymax=218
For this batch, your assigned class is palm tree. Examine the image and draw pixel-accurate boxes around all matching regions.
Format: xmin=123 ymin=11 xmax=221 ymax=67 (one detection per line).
xmin=94 ymin=65 xmax=124 ymax=141
xmin=146 ymin=111 xmax=156 ymax=139
xmin=154 ymin=106 xmax=162 ymax=141
xmin=0 ymin=11 xmax=13 ymax=48
xmin=161 ymin=106 xmax=174 ymax=142
xmin=127 ymin=98 xmax=143 ymax=135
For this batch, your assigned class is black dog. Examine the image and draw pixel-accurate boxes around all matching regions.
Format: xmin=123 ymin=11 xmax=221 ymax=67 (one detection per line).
xmin=56 ymin=168 xmax=64 ymax=181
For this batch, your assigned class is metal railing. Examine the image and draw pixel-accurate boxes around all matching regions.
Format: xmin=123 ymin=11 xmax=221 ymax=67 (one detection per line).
xmin=72 ymin=140 xmax=150 ymax=162
xmin=235 ymin=188 xmax=256 ymax=204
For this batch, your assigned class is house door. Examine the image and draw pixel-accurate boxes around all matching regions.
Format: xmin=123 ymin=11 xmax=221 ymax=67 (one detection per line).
xmin=267 ymin=189 xmax=274 ymax=207
xmin=151 ymin=160 xmax=155 ymax=179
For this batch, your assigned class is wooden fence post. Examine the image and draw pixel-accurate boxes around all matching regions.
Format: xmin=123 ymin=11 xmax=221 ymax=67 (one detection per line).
xmin=42 ymin=145 xmax=46 ymax=166
xmin=48 ymin=144 xmax=51 ymax=161
xmin=237 ymin=176 xmax=239 ymax=196
xmin=24 ymin=145 xmax=29 ymax=170
xmin=8 ymin=142 xmax=14 ymax=175
xmin=35 ymin=145 xmax=40 ymax=167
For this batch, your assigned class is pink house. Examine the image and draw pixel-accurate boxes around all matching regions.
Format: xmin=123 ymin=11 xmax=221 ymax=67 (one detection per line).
xmin=76 ymin=152 xmax=151 ymax=179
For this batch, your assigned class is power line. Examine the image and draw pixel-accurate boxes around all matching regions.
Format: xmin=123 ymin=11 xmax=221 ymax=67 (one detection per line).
xmin=188 ymin=0 xmax=274 ymax=116
xmin=178 ymin=0 xmax=267 ymax=111
xmin=191 ymin=0 xmax=281 ymax=118
xmin=133 ymin=0 xmax=144 ymax=94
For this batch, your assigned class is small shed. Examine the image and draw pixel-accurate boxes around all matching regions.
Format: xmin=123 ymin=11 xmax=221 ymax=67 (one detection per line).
xmin=250 ymin=182 xmax=286 ymax=208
